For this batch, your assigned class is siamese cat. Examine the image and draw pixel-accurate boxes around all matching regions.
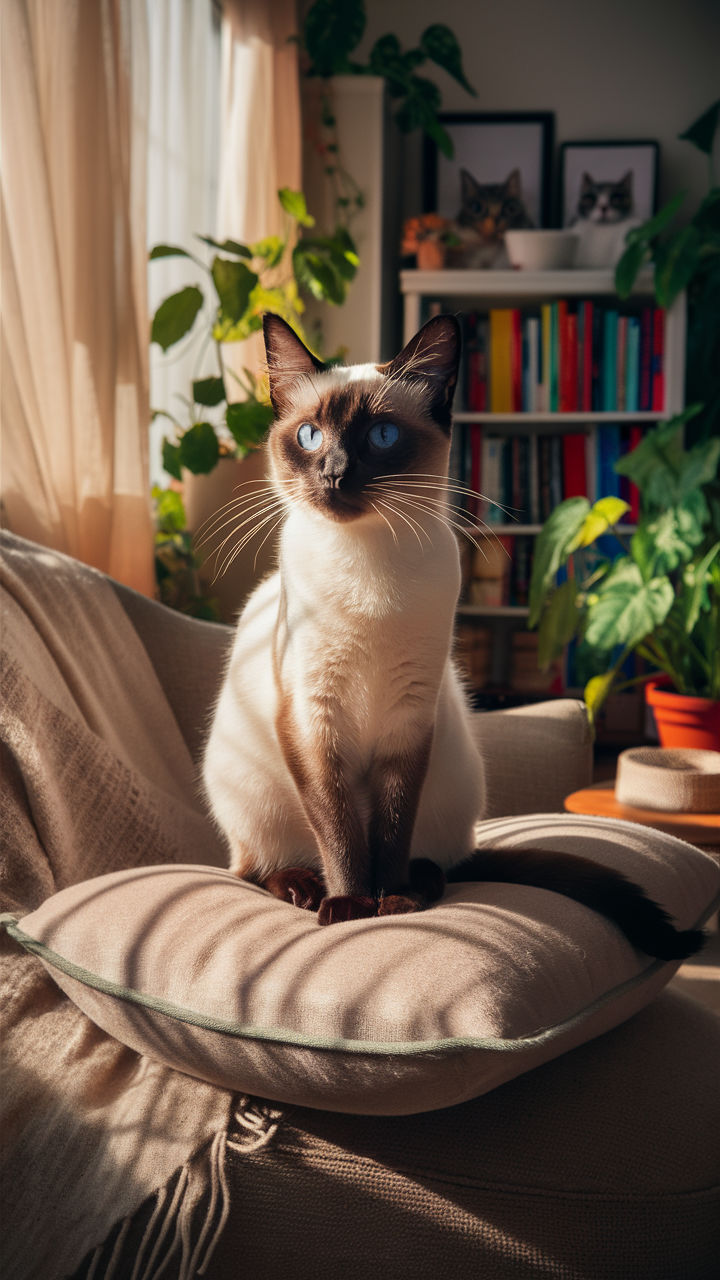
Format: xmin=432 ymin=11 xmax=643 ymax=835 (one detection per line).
xmin=202 ymin=313 xmax=702 ymax=960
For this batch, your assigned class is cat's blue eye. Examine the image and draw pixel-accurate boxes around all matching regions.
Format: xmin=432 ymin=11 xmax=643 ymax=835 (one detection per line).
xmin=368 ymin=422 xmax=399 ymax=450
xmin=297 ymin=423 xmax=323 ymax=451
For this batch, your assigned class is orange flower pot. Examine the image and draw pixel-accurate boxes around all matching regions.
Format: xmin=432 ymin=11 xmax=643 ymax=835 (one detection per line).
xmin=416 ymin=240 xmax=445 ymax=270
xmin=645 ymin=679 xmax=720 ymax=752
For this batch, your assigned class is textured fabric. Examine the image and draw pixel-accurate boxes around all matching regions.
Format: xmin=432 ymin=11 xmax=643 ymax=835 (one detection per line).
xmin=10 ymin=822 xmax=718 ymax=1114
xmin=471 ymin=698 xmax=594 ymax=817
xmin=73 ymin=989 xmax=720 ymax=1280
xmin=0 ymin=0 xmax=154 ymax=592
xmin=0 ymin=533 xmax=232 ymax=1280
xmin=616 ymin=746 xmax=720 ymax=812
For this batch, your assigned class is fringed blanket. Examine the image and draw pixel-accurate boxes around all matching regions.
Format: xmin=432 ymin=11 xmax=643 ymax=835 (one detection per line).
xmin=0 ymin=532 xmax=262 ymax=1278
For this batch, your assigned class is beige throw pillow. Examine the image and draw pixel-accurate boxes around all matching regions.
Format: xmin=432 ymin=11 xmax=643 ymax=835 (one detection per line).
xmin=4 ymin=815 xmax=718 ymax=1115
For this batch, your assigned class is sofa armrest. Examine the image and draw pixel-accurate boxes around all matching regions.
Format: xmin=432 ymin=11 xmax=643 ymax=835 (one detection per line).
xmin=471 ymin=699 xmax=593 ymax=818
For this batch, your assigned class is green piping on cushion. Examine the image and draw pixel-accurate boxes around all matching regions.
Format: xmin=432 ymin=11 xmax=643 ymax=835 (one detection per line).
xmin=2 ymin=894 xmax=718 ymax=1059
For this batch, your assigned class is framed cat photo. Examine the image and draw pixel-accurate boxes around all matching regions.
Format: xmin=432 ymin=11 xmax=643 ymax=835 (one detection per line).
xmin=423 ymin=112 xmax=554 ymax=269
xmin=559 ymin=140 xmax=659 ymax=269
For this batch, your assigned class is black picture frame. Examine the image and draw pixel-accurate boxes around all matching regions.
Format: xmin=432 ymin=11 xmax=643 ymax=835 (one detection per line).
xmin=559 ymin=140 xmax=659 ymax=228
xmin=423 ymin=112 xmax=555 ymax=229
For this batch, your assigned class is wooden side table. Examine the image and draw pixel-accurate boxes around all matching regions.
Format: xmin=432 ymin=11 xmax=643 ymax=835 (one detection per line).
xmin=564 ymin=781 xmax=720 ymax=856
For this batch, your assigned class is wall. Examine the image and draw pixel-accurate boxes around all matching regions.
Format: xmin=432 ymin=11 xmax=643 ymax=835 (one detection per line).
xmin=356 ymin=0 xmax=719 ymax=221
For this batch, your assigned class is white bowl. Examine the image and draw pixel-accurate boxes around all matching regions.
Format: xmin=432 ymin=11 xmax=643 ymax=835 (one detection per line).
xmin=505 ymin=230 xmax=579 ymax=271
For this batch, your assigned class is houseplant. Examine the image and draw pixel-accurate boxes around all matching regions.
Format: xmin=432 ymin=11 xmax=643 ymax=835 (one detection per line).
xmin=300 ymin=0 xmax=476 ymax=162
xmin=528 ymin=410 xmax=720 ymax=747
xmin=149 ymin=187 xmax=358 ymax=616
xmin=150 ymin=186 xmax=358 ymax=481
xmin=615 ymin=99 xmax=720 ymax=441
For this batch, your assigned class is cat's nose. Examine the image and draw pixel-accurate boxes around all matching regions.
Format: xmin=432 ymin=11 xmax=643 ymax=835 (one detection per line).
xmin=321 ymin=445 xmax=349 ymax=486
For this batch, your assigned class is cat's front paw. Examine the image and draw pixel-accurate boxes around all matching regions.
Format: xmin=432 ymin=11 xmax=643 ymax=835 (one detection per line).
xmin=317 ymin=895 xmax=376 ymax=925
xmin=262 ymin=867 xmax=325 ymax=911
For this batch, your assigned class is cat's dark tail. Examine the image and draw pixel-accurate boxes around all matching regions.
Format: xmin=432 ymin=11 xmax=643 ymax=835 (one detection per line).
xmin=440 ymin=848 xmax=705 ymax=961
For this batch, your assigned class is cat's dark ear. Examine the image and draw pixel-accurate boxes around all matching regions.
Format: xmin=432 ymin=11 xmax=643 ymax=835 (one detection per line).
xmin=505 ymin=168 xmax=522 ymax=197
xmin=460 ymin=168 xmax=479 ymax=200
xmin=619 ymin=170 xmax=633 ymax=193
xmin=378 ymin=315 xmax=461 ymax=431
xmin=580 ymin=172 xmax=594 ymax=193
xmin=263 ymin=314 xmax=325 ymax=417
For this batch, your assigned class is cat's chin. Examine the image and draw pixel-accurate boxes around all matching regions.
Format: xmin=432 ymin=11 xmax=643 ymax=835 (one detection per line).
xmin=311 ymin=492 xmax=368 ymax=522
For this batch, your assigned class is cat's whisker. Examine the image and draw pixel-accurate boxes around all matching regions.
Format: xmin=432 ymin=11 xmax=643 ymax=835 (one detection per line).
xmin=195 ymin=485 xmax=301 ymax=552
xmin=369 ymin=501 xmax=399 ymax=548
xmin=372 ymin=488 xmax=484 ymax=554
xmin=373 ymin=483 xmax=509 ymax=542
xmin=214 ymin=502 xmax=288 ymax=581
xmin=370 ymin=474 xmax=516 ymax=522
xmin=373 ymin=497 xmax=430 ymax=550
xmin=252 ymin=512 xmax=287 ymax=573
xmin=374 ymin=485 xmax=508 ymax=561
xmin=208 ymin=496 xmax=291 ymax=578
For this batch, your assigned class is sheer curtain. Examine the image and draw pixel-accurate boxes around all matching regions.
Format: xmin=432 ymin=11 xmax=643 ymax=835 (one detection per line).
xmin=216 ymin=0 xmax=302 ymax=381
xmin=1 ymin=0 xmax=155 ymax=594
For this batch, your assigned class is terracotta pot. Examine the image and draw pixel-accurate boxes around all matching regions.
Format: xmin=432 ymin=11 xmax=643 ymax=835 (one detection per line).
xmin=645 ymin=678 xmax=720 ymax=752
xmin=416 ymin=240 xmax=445 ymax=270
xmin=183 ymin=451 xmax=278 ymax=624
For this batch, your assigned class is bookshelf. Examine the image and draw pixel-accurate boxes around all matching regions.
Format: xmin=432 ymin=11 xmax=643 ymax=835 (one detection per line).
xmin=400 ymin=268 xmax=687 ymax=702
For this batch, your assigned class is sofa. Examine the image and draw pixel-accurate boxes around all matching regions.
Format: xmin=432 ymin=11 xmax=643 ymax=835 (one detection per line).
xmin=1 ymin=531 xmax=718 ymax=1280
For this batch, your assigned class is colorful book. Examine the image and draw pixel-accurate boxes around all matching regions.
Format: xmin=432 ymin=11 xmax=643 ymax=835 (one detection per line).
xmin=598 ymin=424 xmax=621 ymax=497
xmin=481 ymin=436 xmax=504 ymax=523
xmin=617 ymin=316 xmax=628 ymax=412
xmin=562 ymin=433 xmax=588 ymax=499
xmin=626 ymin=424 xmax=644 ymax=522
xmin=541 ymin=304 xmax=552 ymax=413
xmin=603 ymin=310 xmax=618 ymax=412
xmin=511 ymin=310 xmax=523 ymax=412
xmin=652 ymin=309 xmax=665 ymax=411
xmin=489 ymin=310 xmax=513 ymax=412
xmin=626 ymin=317 xmax=640 ymax=413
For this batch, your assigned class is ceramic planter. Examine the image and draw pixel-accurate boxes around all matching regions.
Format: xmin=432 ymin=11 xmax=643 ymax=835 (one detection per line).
xmin=645 ymin=678 xmax=720 ymax=752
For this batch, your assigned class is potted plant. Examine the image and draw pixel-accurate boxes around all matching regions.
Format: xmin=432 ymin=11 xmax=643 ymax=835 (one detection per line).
xmin=401 ymin=213 xmax=459 ymax=270
xmin=615 ymin=99 xmax=720 ymax=442
xmin=149 ymin=187 xmax=357 ymax=616
xmin=528 ymin=410 xmax=720 ymax=748
xmin=300 ymin=0 xmax=476 ymax=162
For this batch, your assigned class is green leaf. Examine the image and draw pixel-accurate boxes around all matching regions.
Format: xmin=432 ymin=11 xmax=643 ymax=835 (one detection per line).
xmin=633 ymin=500 xmax=707 ymax=576
xmin=178 ymin=422 xmax=220 ymax=475
xmin=149 ymin=244 xmax=193 ymax=260
xmin=161 ymin=439 xmax=183 ymax=483
xmin=570 ymin=496 xmax=630 ymax=549
xmin=152 ymin=485 xmax=187 ymax=534
xmin=192 ymin=376 xmax=226 ymax=407
xmin=584 ymin=568 xmax=674 ymax=652
xmin=528 ymin=497 xmax=590 ymax=627
xmin=211 ymin=258 xmax=258 ymax=324
xmin=278 ymin=188 xmax=315 ymax=227
xmin=419 ymin=24 xmax=476 ymax=95
xmin=614 ymin=409 xmax=705 ymax=505
xmin=537 ymin=579 xmax=580 ymax=668
xmin=614 ymin=239 xmax=648 ymax=298
xmin=151 ymin=286 xmax=204 ymax=351
xmin=250 ymin=235 xmax=285 ymax=267
xmin=678 ymin=99 xmax=720 ymax=156
xmin=225 ymin=400 xmax=274 ymax=452
xmin=624 ymin=190 xmax=687 ymax=246
xmin=683 ymin=541 xmax=720 ymax=634
xmin=584 ymin=671 xmax=617 ymax=723
xmin=653 ymin=224 xmax=702 ymax=307
xmin=302 ymin=0 xmax=365 ymax=76
xmin=196 ymin=235 xmax=252 ymax=258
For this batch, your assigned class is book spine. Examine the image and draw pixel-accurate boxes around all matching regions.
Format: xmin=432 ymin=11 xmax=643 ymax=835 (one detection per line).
xmin=558 ymin=301 xmax=569 ymax=412
xmin=549 ymin=303 xmax=559 ymax=413
xmin=603 ymin=310 xmax=618 ymax=412
xmin=562 ymin=432 xmax=588 ymax=499
xmin=567 ymin=310 xmax=578 ymax=413
xmin=541 ymin=304 xmax=552 ymax=413
xmin=481 ymin=436 xmax=503 ymax=524
xmin=489 ymin=310 xmax=513 ymax=413
xmin=626 ymin=317 xmax=640 ymax=413
xmin=617 ymin=316 xmax=628 ymax=412
xmin=652 ymin=309 xmax=665 ymax=411
xmin=469 ymin=423 xmax=482 ymax=516
xmin=581 ymin=301 xmax=593 ymax=411
xmin=639 ymin=306 xmax=653 ymax=410
xmin=511 ymin=310 xmax=523 ymax=412
xmin=627 ymin=424 xmax=644 ymax=522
